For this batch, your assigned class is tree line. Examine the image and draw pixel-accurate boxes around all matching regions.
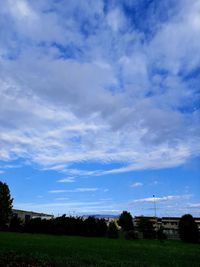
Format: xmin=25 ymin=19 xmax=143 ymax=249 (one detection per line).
xmin=0 ymin=181 xmax=199 ymax=243
xmin=9 ymin=214 xmax=120 ymax=238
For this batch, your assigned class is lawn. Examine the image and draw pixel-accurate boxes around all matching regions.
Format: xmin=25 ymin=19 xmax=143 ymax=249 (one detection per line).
xmin=0 ymin=232 xmax=199 ymax=267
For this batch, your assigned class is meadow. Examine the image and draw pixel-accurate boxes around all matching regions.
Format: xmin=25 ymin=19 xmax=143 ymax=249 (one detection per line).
xmin=0 ymin=232 xmax=199 ymax=267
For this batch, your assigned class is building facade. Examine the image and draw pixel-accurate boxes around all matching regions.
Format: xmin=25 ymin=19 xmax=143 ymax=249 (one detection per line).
xmin=134 ymin=216 xmax=200 ymax=240
xmin=12 ymin=209 xmax=53 ymax=221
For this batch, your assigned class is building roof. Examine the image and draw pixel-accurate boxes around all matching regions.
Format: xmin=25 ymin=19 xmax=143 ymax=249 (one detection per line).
xmin=12 ymin=209 xmax=53 ymax=217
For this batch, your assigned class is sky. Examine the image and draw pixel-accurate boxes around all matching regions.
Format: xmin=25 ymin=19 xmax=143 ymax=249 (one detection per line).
xmin=0 ymin=0 xmax=200 ymax=217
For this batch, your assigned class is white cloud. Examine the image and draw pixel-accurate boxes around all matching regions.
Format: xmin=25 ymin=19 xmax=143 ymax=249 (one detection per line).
xmin=131 ymin=182 xmax=143 ymax=188
xmin=106 ymin=8 xmax=127 ymax=32
xmin=49 ymin=188 xmax=99 ymax=193
xmin=188 ymin=203 xmax=200 ymax=209
xmin=131 ymin=195 xmax=192 ymax=204
xmin=55 ymin=197 xmax=69 ymax=201
xmin=57 ymin=177 xmax=75 ymax=183
xmin=8 ymin=0 xmax=37 ymax=20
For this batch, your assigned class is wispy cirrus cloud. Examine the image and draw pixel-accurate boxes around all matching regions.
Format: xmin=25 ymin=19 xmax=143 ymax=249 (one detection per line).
xmin=188 ymin=203 xmax=200 ymax=209
xmin=131 ymin=182 xmax=143 ymax=188
xmin=57 ymin=177 xmax=75 ymax=183
xmin=131 ymin=194 xmax=192 ymax=204
xmin=49 ymin=188 xmax=99 ymax=194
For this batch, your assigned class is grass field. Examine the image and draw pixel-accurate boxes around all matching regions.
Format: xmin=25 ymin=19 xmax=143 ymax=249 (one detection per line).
xmin=0 ymin=232 xmax=199 ymax=267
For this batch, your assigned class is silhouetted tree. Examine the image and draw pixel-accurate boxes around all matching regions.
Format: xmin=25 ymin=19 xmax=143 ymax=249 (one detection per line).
xmin=137 ymin=217 xmax=155 ymax=239
xmin=179 ymin=214 xmax=199 ymax=243
xmin=107 ymin=221 xmax=119 ymax=238
xmin=118 ymin=211 xmax=134 ymax=231
xmin=0 ymin=181 xmax=13 ymax=230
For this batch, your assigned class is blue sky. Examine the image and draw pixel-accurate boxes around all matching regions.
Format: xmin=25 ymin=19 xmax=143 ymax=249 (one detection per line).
xmin=0 ymin=0 xmax=199 ymax=217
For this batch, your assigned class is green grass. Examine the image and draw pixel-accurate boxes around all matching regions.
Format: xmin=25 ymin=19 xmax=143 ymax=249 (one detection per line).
xmin=0 ymin=232 xmax=199 ymax=267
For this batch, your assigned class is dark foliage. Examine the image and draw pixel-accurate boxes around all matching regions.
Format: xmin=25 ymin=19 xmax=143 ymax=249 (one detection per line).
xmin=0 ymin=181 xmax=13 ymax=230
xmin=179 ymin=214 xmax=199 ymax=243
xmin=137 ymin=217 xmax=155 ymax=239
xmin=9 ymin=215 xmax=23 ymax=232
xmin=118 ymin=211 xmax=134 ymax=232
xmin=125 ymin=230 xmax=137 ymax=240
xmin=107 ymin=221 xmax=119 ymax=238
xmin=21 ymin=215 xmax=108 ymax=237
xmin=157 ymin=226 xmax=167 ymax=241
xmin=84 ymin=216 xmax=99 ymax=237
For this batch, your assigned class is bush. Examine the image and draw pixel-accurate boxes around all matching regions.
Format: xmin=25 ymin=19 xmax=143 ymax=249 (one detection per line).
xmin=125 ymin=230 xmax=137 ymax=240
xmin=157 ymin=227 xmax=167 ymax=241
xmin=107 ymin=221 xmax=119 ymax=239
xmin=20 ymin=215 xmax=108 ymax=238
xmin=137 ymin=217 xmax=155 ymax=239
xmin=9 ymin=216 xmax=23 ymax=232
xmin=96 ymin=218 xmax=108 ymax=237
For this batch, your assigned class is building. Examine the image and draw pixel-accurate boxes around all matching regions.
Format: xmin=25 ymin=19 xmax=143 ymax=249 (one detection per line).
xmin=134 ymin=216 xmax=200 ymax=240
xmin=12 ymin=209 xmax=54 ymax=221
xmin=161 ymin=217 xmax=180 ymax=239
xmin=161 ymin=216 xmax=200 ymax=239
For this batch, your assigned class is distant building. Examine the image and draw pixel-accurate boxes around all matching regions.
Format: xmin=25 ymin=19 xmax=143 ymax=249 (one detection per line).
xmin=161 ymin=217 xmax=180 ymax=239
xmin=12 ymin=209 xmax=54 ymax=221
xmin=134 ymin=216 xmax=200 ymax=240
xmin=161 ymin=216 xmax=200 ymax=239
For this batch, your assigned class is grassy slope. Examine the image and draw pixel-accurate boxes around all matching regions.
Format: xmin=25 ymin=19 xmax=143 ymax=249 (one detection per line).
xmin=0 ymin=232 xmax=199 ymax=267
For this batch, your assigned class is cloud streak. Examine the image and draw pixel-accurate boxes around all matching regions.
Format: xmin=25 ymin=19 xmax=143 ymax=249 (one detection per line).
xmin=57 ymin=177 xmax=75 ymax=183
xmin=131 ymin=195 xmax=192 ymax=204
xmin=131 ymin=182 xmax=143 ymax=188
xmin=49 ymin=188 xmax=99 ymax=194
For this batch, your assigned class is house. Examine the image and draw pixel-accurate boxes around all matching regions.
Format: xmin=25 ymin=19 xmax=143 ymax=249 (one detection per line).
xmin=12 ymin=209 xmax=54 ymax=221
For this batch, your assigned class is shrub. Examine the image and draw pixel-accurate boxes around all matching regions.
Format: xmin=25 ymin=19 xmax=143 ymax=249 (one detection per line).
xmin=137 ymin=217 xmax=155 ymax=239
xmin=125 ymin=230 xmax=137 ymax=240
xmin=107 ymin=221 xmax=119 ymax=239
xmin=157 ymin=227 xmax=167 ymax=241
xmin=9 ymin=216 xmax=23 ymax=232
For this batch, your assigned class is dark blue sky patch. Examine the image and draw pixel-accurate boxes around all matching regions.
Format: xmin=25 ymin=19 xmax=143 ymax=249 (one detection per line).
xmin=121 ymin=0 xmax=179 ymax=40
xmin=51 ymin=42 xmax=83 ymax=60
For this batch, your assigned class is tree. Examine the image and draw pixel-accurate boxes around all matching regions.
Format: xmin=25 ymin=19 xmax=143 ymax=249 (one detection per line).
xmin=118 ymin=211 xmax=134 ymax=231
xmin=178 ymin=214 xmax=199 ymax=243
xmin=0 ymin=181 xmax=13 ymax=230
xmin=137 ymin=217 xmax=155 ymax=239
xmin=107 ymin=221 xmax=119 ymax=238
